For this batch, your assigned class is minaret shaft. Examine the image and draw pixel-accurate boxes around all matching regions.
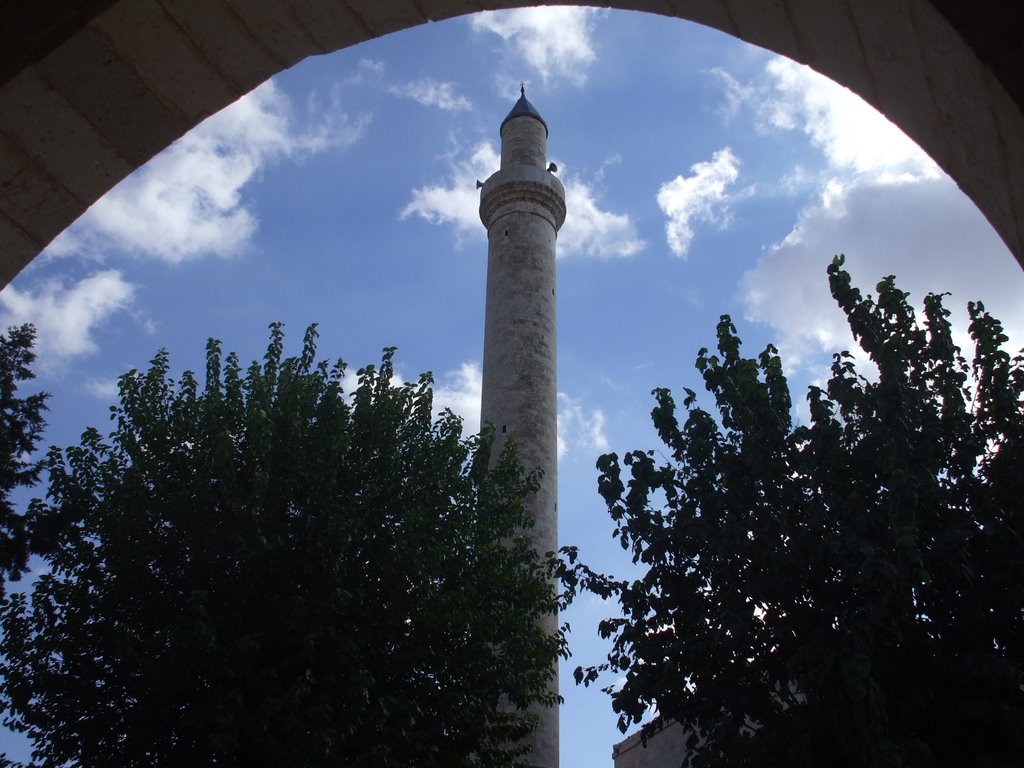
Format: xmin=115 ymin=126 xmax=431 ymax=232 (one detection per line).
xmin=479 ymin=93 xmax=565 ymax=768
xmin=480 ymin=194 xmax=559 ymax=539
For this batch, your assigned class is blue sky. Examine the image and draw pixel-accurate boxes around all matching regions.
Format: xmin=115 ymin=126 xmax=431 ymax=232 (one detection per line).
xmin=3 ymin=7 xmax=1024 ymax=766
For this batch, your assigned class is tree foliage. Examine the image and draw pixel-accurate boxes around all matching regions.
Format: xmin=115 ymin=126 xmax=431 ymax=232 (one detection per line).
xmin=569 ymin=257 xmax=1024 ymax=767
xmin=1 ymin=324 xmax=562 ymax=768
xmin=0 ymin=325 xmax=46 ymax=596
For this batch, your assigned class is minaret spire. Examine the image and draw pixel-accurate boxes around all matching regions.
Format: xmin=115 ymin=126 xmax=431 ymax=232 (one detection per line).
xmin=479 ymin=91 xmax=565 ymax=768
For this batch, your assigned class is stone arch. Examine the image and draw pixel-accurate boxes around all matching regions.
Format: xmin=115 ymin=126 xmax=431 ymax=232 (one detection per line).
xmin=0 ymin=1 xmax=1022 ymax=287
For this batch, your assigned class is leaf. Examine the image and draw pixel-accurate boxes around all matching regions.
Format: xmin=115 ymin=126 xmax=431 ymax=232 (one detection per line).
xmin=573 ymin=260 xmax=1024 ymax=768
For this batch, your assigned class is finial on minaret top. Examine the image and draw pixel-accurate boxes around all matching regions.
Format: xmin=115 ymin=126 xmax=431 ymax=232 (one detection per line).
xmin=500 ymin=82 xmax=548 ymax=137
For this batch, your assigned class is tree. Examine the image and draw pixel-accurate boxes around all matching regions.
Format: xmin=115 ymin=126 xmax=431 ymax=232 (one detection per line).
xmin=0 ymin=325 xmax=46 ymax=597
xmin=0 ymin=324 xmax=563 ymax=768
xmin=569 ymin=257 xmax=1024 ymax=768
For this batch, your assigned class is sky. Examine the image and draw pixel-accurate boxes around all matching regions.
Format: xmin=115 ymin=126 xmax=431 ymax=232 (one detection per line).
xmin=3 ymin=7 xmax=1024 ymax=766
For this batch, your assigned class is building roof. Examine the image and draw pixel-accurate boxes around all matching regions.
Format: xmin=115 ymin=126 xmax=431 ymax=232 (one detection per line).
xmin=500 ymin=85 xmax=548 ymax=136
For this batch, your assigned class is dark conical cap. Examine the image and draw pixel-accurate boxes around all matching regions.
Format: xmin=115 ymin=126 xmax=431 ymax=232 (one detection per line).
xmin=500 ymin=84 xmax=548 ymax=137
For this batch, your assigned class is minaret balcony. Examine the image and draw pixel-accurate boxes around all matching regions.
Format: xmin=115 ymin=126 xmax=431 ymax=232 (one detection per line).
xmin=479 ymin=166 xmax=566 ymax=232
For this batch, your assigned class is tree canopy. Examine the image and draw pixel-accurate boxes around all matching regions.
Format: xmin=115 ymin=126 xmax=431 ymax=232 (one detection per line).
xmin=569 ymin=257 xmax=1024 ymax=768
xmin=1 ymin=324 xmax=563 ymax=768
xmin=0 ymin=325 xmax=46 ymax=597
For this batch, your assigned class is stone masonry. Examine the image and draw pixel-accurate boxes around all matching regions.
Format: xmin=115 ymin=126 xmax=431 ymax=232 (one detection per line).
xmin=479 ymin=88 xmax=565 ymax=768
xmin=0 ymin=1 xmax=1022 ymax=288
xmin=612 ymin=722 xmax=692 ymax=768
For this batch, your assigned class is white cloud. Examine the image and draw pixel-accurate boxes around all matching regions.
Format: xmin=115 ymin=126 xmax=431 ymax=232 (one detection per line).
xmin=764 ymin=58 xmax=938 ymax=180
xmin=716 ymin=57 xmax=939 ymax=182
xmin=338 ymin=360 xmax=482 ymax=437
xmin=402 ymin=142 xmax=641 ymax=258
xmin=433 ymin=361 xmax=483 ymax=435
xmin=656 ymin=148 xmax=741 ymax=258
xmin=84 ymin=377 xmax=120 ymax=400
xmin=557 ymin=392 xmax=608 ymax=461
xmin=47 ymin=80 xmax=368 ymax=263
xmin=740 ymin=174 xmax=1024 ymax=374
xmin=420 ymin=359 xmax=609 ymax=459
xmin=0 ymin=270 xmax=135 ymax=362
xmin=350 ymin=58 xmax=385 ymax=85
xmin=470 ymin=7 xmax=600 ymax=86
xmin=707 ymin=53 xmax=1022 ymax=381
xmin=401 ymin=141 xmax=499 ymax=239
xmin=561 ymin=177 xmax=645 ymax=259
xmin=388 ymin=78 xmax=472 ymax=111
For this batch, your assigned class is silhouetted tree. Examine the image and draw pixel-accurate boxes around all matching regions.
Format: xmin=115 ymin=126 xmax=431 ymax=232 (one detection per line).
xmin=569 ymin=257 xmax=1024 ymax=768
xmin=0 ymin=324 xmax=46 ymax=597
xmin=1 ymin=324 xmax=562 ymax=768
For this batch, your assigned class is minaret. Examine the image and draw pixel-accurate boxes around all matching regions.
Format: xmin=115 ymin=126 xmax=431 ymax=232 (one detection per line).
xmin=479 ymin=86 xmax=565 ymax=768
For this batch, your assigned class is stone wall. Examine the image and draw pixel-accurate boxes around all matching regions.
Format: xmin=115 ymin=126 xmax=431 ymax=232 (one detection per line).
xmin=612 ymin=721 xmax=690 ymax=768
xmin=0 ymin=1 xmax=1022 ymax=287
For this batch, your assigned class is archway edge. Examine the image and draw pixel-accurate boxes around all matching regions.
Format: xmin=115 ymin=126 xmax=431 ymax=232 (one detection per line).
xmin=0 ymin=0 xmax=1021 ymax=287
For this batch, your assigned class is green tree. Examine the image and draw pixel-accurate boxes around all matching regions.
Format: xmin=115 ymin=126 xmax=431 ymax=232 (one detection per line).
xmin=569 ymin=257 xmax=1024 ymax=768
xmin=0 ymin=324 xmax=562 ymax=768
xmin=0 ymin=325 xmax=46 ymax=596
